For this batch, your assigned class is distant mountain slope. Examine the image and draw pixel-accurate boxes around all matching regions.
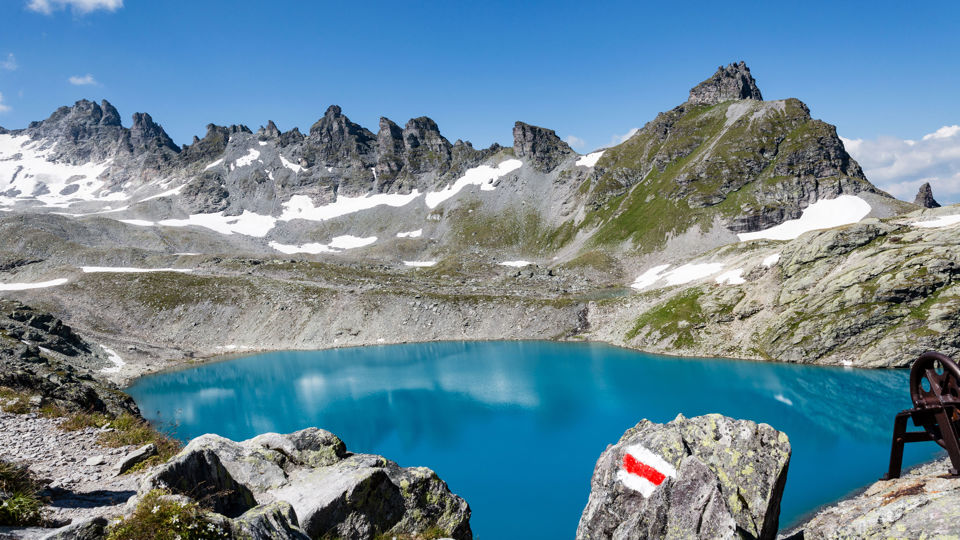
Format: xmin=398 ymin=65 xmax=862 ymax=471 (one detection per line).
xmin=0 ymin=62 xmax=911 ymax=263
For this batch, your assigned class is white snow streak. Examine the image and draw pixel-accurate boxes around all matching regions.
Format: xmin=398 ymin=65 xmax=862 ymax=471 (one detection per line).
xmin=737 ymin=195 xmax=872 ymax=241
xmin=269 ymin=235 xmax=377 ymax=254
xmin=403 ymin=261 xmax=437 ymax=267
xmin=499 ymin=260 xmax=533 ymax=267
xmin=630 ymin=263 xmax=726 ymax=290
xmin=81 ymin=266 xmax=193 ymax=273
xmin=0 ymin=278 xmax=68 ymax=291
xmin=203 ymin=158 xmax=223 ymax=171
xmin=396 ymin=229 xmax=423 ymax=238
xmin=424 ymin=159 xmax=522 ymax=209
xmin=279 ymin=155 xmax=303 ymax=173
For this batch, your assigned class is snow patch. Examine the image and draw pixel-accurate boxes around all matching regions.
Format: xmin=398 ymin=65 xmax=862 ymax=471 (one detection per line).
xmin=762 ymin=253 xmax=781 ymax=267
xmin=138 ymin=184 xmax=184 ymax=202
xmin=404 ymin=260 xmax=437 ymax=267
xmin=630 ymin=263 xmax=725 ymax=290
xmin=0 ymin=134 xmax=117 ymax=209
xmin=204 ymin=158 xmax=223 ymax=171
xmin=279 ymin=191 xmax=421 ymax=222
xmin=268 ymin=235 xmax=377 ymax=254
xmin=101 ymin=347 xmax=125 ymax=373
xmin=81 ymin=266 xmax=193 ymax=273
xmin=0 ymin=278 xmax=69 ymax=291
xmin=279 ymin=155 xmax=303 ymax=173
xmin=575 ymin=151 xmax=604 ymax=168
xmin=715 ymin=269 xmax=745 ymax=285
xmin=912 ymin=214 xmax=960 ymax=228
xmin=737 ymin=195 xmax=872 ymax=241
xmin=424 ymin=159 xmax=523 ymax=209
xmin=396 ymin=229 xmax=423 ymax=238
xmin=119 ymin=219 xmax=154 ymax=226
xmin=158 ymin=211 xmax=277 ymax=237
xmin=235 ymin=148 xmax=261 ymax=168
xmin=500 ymin=260 xmax=532 ymax=267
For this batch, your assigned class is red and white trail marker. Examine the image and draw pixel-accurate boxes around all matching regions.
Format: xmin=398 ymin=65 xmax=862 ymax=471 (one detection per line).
xmin=616 ymin=444 xmax=677 ymax=498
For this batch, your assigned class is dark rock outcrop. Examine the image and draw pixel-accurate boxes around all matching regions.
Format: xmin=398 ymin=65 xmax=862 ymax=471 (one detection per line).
xmin=304 ymin=105 xmax=377 ymax=167
xmin=143 ymin=428 xmax=472 ymax=540
xmin=512 ymin=121 xmax=573 ymax=172
xmin=0 ymin=300 xmax=139 ymax=417
xmin=128 ymin=112 xmax=179 ymax=153
xmin=577 ymin=414 xmax=790 ymax=540
xmin=913 ymin=182 xmax=941 ymax=208
xmin=688 ymin=61 xmax=763 ymax=105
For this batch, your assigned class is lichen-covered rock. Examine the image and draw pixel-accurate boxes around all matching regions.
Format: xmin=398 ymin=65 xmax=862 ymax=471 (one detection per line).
xmin=577 ymin=414 xmax=790 ymax=540
xmin=142 ymin=447 xmax=257 ymax=518
xmin=788 ymin=456 xmax=960 ymax=539
xmin=229 ymin=501 xmax=310 ymax=540
xmin=39 ymin=516 xmax=107 ymax=539
xmin=142 ymin=428 xmax=471 ymax=540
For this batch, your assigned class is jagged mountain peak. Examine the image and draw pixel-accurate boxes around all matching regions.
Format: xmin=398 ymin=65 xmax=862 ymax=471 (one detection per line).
xmin=914 ymin=182 xmax=941 ymax=208
xmin=688 ymin=61 xmax=763 ymax=105
xmin=512 ymin=121 xmax=573 ymax=172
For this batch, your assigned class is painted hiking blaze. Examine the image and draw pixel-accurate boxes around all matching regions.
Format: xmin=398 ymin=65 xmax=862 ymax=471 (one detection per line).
xmin=616 ymin=445 xmax=678 ymax=497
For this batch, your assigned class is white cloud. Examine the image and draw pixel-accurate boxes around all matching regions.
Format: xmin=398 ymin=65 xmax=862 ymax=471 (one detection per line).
xmin=0 ymin=54 xmax=16 ymax=71
xmin=609 ymin=127 xmax=639 ymax=146
xmin=565 ymin=134 xmax=586 ymax=149
xmin=26 ymin=0 xmax=122 ymax=14
xmin=68 ymin=73 xmax=97 ymax=86
xmin=841 ymin=125 xmax=960 ymax=205
xmin=0 ymin=93 xmax=10 ymax=113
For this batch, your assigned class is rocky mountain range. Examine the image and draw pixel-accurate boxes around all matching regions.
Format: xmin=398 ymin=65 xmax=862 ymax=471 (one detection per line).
xmin=0 ymin=62 xmax=956 ymax=379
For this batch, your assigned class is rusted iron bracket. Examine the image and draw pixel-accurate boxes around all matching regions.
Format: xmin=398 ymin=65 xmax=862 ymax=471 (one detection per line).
xmin=883 ymin=351 xmax=960 ymax=480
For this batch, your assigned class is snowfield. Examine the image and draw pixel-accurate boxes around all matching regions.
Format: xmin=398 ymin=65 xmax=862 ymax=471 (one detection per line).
xmin=425 ymin=159 xmax=523 ymax=209
xmin=912 ymin=214 xmax=960 ymax=228
xmin=235 ymin=148 xmax=261 ymax=168
xmin=737 ymin=195 xmax=872 ymax=241
xmin=0 ymin=134 xmax=119 ymax=209
xmin=575 ymin=151 xmax=604 ymax=168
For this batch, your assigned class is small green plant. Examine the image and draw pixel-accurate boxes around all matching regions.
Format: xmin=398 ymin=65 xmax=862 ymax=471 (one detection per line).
xmin=106 ymin=489 xmax=227 ymax=540
xmin=59 ymin=411 xmax=112 ymax=431
xmin=0 ymin=460 xmax=44 ymax=526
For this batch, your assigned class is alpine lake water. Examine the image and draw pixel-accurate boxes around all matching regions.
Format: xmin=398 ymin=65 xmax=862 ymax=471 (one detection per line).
xmin=126 ymin=341 xmax=941 ymax=539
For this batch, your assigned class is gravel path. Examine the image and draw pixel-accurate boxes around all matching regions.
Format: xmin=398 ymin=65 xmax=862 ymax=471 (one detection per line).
xmin=0 ymin=410 xmax=144 ymax=534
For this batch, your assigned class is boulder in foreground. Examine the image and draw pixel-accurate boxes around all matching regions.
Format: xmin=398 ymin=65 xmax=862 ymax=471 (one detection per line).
xmin=142 ymin=427 xmax=471 ymax=540
xmin=577 ymin=414 xmax=790 ymax=540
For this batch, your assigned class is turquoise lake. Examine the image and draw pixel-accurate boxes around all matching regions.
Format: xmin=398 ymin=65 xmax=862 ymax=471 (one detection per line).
xmin=126 ymin=341 xmax=940 ymax=539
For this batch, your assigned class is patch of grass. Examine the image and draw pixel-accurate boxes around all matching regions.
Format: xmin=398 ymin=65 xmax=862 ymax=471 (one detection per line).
xmin=97 ymin=413 xmax=182 ymax=470
xmin=0 ymin=387 xmax=32 ymax=415
xmin=373 ymin=526 xmax=447 ymax=540
xmin=0 ymin=459 xmax=44 ymax=526
xmin=106 ymin=489 xmax=226 ymax=540
xmin=626 ymin=288 xmax=706 ymax=347
xmin=59 ymin=411 xmax=112 ymax=431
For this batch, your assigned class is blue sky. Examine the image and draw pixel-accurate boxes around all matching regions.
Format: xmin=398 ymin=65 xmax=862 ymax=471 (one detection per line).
xmin=1 ymin=0 xmax=959 ymax=202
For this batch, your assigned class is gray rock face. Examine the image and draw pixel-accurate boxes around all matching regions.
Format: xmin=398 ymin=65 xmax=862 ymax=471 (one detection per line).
xmin=577 ymin=414 xmax=790 ymax=540
xmin=230 ymin=501 xmax=310 ymax=540
xmin=143 ymin=447 xmax=258 ymax=518
xmin=39 ymin=516 xmax=107 ymax=540
xmin=112 ymin=443 xmax=157 ymax=475
xmin=688 ymin=61 xmax=763 ymax=105
xmin=913 ymin=181 xmax=941 ymax=208
xmin=512 ymin=121 xmax=573 ymax=172
xmin=143 ymin=428 xmax=471 ymax=540
xmin=789 ymin=456 xmax=960 ymax=539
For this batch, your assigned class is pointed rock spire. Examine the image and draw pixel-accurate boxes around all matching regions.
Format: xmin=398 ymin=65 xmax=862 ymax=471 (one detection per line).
xmin=913 ymin=182 xmax=941 ymax=208
xmin=688 ymin=61 xmax=763 ymax=105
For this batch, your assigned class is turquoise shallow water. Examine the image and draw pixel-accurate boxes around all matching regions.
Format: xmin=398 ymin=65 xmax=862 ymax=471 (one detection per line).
xmin=127 ymin=341 xmax=939 ymax=539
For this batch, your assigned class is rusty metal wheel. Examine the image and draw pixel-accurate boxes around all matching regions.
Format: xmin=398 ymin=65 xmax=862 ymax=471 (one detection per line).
xmin=909 ymin=351 xmax=960 ymax=449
